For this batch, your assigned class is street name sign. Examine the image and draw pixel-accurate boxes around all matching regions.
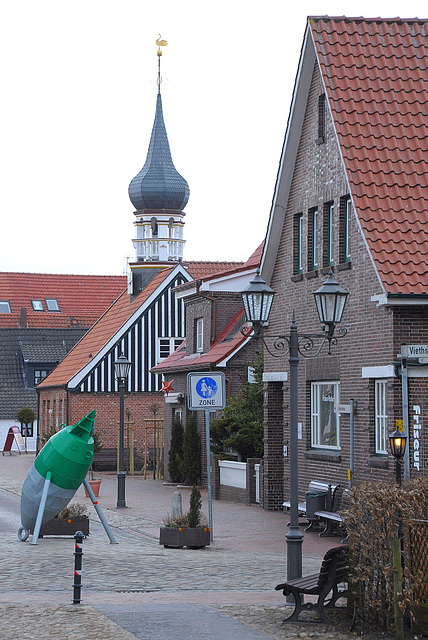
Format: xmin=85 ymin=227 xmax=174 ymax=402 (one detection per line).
xmin=402 ymin=345 xmax=428 ymax=358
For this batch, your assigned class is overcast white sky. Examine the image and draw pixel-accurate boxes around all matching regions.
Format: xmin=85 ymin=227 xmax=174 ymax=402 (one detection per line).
xmin=0 ymin=1 xmax=425 ymax=275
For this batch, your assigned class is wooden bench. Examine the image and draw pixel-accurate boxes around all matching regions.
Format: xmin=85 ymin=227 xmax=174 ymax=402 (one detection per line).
xmin=283 ymin=481 xmax=340 ymax=532
xmin=92 ymin=448 xmax=139 ymax=471
xmin=315 ymin=488 xmax=350 ymax=538
xmin=275 ymin=545 xmax=348 ymax=624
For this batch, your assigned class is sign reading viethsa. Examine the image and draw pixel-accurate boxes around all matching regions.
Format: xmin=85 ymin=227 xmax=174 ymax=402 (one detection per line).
xmin=402 ymin=345 xmax=428 ymax=358
xmin=187 ymin=372 xmax=226 ymax=411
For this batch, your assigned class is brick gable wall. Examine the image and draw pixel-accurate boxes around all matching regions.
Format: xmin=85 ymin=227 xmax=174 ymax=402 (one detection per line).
xmin=264 ymin=61 xmax=411 ymax=505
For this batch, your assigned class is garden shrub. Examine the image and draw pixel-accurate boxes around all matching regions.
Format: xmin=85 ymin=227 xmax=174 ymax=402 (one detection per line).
xmin=345 ymin=478 xmax=428 ymax=632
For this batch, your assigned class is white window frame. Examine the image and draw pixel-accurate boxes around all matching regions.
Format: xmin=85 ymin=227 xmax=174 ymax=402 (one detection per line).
xmin=344 ymin=198 xmax=351 ymax=261
xmin=328 ymin=203 xmax=334 ymax=265
xmin=311 ymin=381 xmax=340 ymax=450
xmin=297 ymin=213 xmax=303 ymax=274
xmin=375 ymin=379 xmax=388 ymax=455
xmin=158 ymin=337 xmax=183 ymax=363
xmin=0 ymin=300 xmax=11 ymax=313
xmin=196 ymin=318 xmax=204 ymax=353
xmin=312 ymin=208 xmax=319 ymax=269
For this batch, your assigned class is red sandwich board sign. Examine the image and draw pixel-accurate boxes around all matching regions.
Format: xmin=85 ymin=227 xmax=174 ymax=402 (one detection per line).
xmin=2 ymin=426 xmax=26 ymax=455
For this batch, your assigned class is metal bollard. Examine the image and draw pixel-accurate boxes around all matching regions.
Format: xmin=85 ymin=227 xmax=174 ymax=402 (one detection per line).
xmin=73 ymin=531 xmax=84 ymax=604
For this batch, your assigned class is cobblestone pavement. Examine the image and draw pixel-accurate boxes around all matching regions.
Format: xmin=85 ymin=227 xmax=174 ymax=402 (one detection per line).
xmin=0 ymin=455 xmax=401 ymax=639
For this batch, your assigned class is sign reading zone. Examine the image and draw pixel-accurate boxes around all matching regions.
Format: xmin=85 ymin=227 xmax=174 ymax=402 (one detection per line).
xmin=187 ymin=372 xmax=226 ymax=410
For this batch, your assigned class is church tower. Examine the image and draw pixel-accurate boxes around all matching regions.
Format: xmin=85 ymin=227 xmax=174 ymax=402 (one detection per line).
xmin=128 ymin=38 xmax=189 ymax=270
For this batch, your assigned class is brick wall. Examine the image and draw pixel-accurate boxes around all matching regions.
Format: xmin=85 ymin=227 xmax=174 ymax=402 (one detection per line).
xmin=185 ymin=293 xmax=244 ymax=356
xmin=263 ymin=381 xmax=284 ymax=510
xmin=263 ymin=59 xmax=428 ymax=506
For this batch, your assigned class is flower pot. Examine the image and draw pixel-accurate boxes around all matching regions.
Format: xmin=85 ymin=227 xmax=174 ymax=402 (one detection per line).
xmin=159 ymin=526 xmax=211 ymax=548
xmin=34 ymin=517 xmax=90 ymax=537
xmin=84 ymin=479 xmax=101 ymax=497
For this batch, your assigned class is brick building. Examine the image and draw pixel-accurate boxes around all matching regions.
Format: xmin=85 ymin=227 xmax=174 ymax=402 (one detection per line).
xmin=259 ymin=17 xmax=428 ymax=509
xmin=152 ymin=244 xmax=262 ymax=484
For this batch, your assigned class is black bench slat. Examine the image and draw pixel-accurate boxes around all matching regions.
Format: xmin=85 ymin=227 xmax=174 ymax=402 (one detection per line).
xmin=315 ymin=489 xmax=351 ymax=538
xmin=92 ymin=448 xmax=138 ymax=471
xmin=276 ymin=573 xmax=319 ymax=592
xmin=275 ymin=546 xmax=348 ymax=624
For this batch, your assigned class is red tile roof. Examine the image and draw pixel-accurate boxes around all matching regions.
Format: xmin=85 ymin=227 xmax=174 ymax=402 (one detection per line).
xmin=193 ymin=243 xmax=264 ymax=284
xmin=0 ymin=263 xmax=239 ymax=330
xmin=0 ymin=272 xmax=126 ymax=328
xmin=184 ymin=261 xmax=244 ymax=280
xmin=152 ymin=309 xmax=249 ymax=373
xmin=38 ymin=268 xmax=176 ymax=387
xmin=310 ymin=17 xmax=428 ymax=295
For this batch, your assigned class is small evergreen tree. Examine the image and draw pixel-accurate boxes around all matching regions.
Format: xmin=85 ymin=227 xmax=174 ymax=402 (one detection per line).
xmin=168 ymin=414 xmax=184 ymax=483
xmin=181 ymin=413 xmax=201 ymax=485
xmin=187 ymin=484 xmax=202 ymax=528
xmin=210 ymin=352 xmax=264 ymax=461
xmin=16 ymin=407 xmax=36 ymax=425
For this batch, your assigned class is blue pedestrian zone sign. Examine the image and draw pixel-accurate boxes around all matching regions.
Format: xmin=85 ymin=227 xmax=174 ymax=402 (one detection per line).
xmin=187 ymin=372 xmax=226 ymax=410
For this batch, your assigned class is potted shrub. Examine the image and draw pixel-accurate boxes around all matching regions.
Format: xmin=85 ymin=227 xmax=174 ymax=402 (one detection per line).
xmin=159 ymin=485 xmax=211 ymax=548
xmin=37 ymin=503 xmax=90 ymax=537
xmin=84 ymin=430 xmax=103 ymax=497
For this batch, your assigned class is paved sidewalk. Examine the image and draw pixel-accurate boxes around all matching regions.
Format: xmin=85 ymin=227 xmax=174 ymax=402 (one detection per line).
xmin=0 ymin=452 xmax=346 ymax=639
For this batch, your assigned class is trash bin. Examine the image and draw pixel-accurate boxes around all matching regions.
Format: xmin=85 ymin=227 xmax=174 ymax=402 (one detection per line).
xmin=305 ymin=491 xmax=327 ymax=529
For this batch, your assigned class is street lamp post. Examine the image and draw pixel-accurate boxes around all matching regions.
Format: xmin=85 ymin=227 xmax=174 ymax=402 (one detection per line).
xmin=388 ymin=425 xmax=407 ymax=640
xmin=241 ymin=270 xmax=349 ymax=582
xmin=389 ymin=428 xmax=407 ymax=488
xmin=114 ymin=352 xmax=132 ymax=509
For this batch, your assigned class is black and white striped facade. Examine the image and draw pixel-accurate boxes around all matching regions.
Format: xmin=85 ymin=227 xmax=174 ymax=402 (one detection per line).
xmin=67 ymin=266 xmax=190 ymax=394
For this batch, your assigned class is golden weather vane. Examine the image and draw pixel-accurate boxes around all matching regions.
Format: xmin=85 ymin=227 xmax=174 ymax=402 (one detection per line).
xmin=156 ymin=34 xmax=168 ymax=56
xmin=156 ymin=34 xmax=168 ymax=91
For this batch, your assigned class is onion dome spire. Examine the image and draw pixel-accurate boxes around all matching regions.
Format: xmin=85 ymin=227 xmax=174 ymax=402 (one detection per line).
xmin=128 ymin=38 xmax=190 ymax=212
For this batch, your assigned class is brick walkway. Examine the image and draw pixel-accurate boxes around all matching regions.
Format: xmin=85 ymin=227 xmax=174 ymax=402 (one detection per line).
xmin=0 ymin=453 xmax=351 ymax=639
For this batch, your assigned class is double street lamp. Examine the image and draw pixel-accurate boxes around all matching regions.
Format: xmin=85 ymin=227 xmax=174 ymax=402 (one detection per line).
xmin=114 ymin=352 xmax=132 ymax=508
xmin=241 ymin=270 xmax=349 ymax=582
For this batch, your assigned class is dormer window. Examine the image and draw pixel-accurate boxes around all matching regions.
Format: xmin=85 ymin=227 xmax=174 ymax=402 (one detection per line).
xmin=0 ymin=300 xmax=11 ymax=313
xmin=35 ymin=369 xmax=49 ymax=385
xmin=32 ymin=300 xmax=44 ymax=311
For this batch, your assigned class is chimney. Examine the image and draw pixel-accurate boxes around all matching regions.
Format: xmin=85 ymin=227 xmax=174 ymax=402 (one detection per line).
xmin=19 ymin=307 xmax=28 ymax=328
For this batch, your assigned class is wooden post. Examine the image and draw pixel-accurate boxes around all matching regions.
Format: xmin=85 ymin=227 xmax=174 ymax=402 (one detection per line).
xmin=392 ymin=537 xmax=404 ymax=640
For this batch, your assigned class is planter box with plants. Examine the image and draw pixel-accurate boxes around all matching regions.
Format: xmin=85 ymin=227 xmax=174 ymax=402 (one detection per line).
xmin=159 ymin=485 xmax=211 ymax=549
xmin=33 ymin=503 xmax=90 ymax=537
